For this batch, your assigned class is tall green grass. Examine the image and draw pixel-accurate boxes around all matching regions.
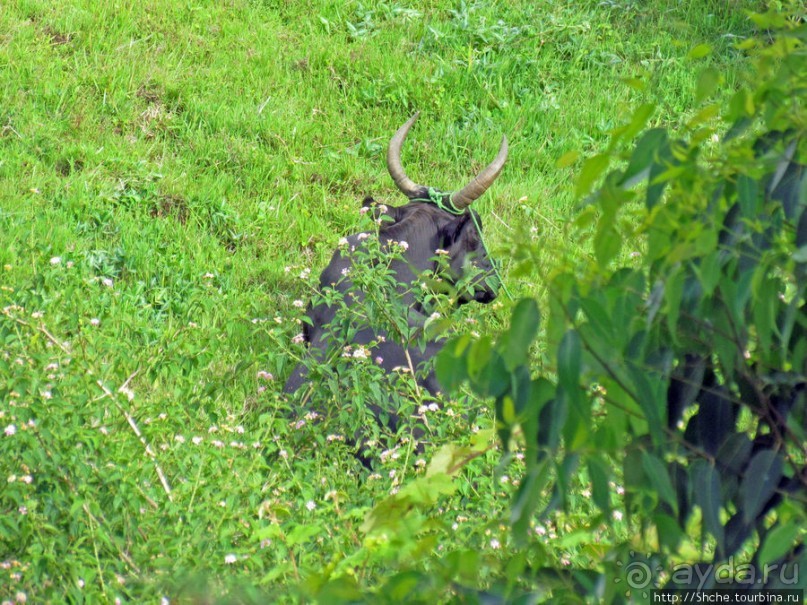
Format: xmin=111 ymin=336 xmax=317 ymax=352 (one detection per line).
xmin=0 ymin=0 xmax=759 ymax=601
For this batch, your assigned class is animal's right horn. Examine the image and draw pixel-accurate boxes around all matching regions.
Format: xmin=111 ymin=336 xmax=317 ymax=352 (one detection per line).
xmin=450 ymin=135 xmax=508 ymax=210
xmin=387 ymin=112 xmax=424 ymax=197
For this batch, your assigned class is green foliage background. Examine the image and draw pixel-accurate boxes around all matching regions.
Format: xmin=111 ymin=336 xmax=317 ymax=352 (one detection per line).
xmin=1 ymin=0 xmax=804 ymax=602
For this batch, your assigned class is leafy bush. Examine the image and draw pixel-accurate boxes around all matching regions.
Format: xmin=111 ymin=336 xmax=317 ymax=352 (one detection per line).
xmin=437 ymin=7 xmax=806 ymax=602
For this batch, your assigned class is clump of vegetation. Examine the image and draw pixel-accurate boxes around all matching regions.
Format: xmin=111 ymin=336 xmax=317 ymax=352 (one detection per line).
xmin=2 ymin=0 xmax=800 ymax=603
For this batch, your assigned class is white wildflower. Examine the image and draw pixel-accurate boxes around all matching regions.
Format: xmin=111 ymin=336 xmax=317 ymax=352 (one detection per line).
xmin=305 ymin=500 xmax=316 ymax=511
xmin=50 ymin=257 xmax=61 ymax=265
xmin=224 ymin=554 xmax=237 ymax=564
xmin=4 ymin=425 xmax=16 ymax=436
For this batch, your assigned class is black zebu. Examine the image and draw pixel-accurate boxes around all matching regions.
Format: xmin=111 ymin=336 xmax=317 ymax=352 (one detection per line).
xmin=284 ymin=113 xmax=507 ymax=439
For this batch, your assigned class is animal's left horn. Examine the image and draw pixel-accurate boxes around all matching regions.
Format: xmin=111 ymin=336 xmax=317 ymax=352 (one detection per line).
xmin=387 ymin=112 xmax=424 ymax=197
xmin=450 ymin=136 xmax=508 ymax=210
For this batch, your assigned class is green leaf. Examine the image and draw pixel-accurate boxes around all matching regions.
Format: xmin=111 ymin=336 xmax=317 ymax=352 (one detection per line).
xmin=691 ymin=461 xmax=725 ymax=556
xmin=620 ymin=128 xmax=668 ymax=189
xmin=641 ymin=452 xmax=678 ymax=516
xmin=610 ymin=103 xmax=655 ymax=146
xmin=588 ymin=456 xmax=611 ymax=514
xmin=498 ymin=298 xmax=540 ymax=370
xmin=758 ymin=521 xmax=801 ymax=567
xmin=752 ymin=275 xmax=777 ymax=354
xmin=594 ymin=222 xmax=621 ymax=268
xmin=556 ymin=150 xmax=580 ymax=168
xmin=687 ymin=43 xmax=712 ymax=60
xmin=654 ymin=513 xmax=685 ymax=552
xmin=576 ymin=153 xmax=611 ymax=197
xmin=435 ymin=335 xmax=471 ymax=392
xmin=316 ymin=576 xmax=363 ymax=602
xmin=741 ymin=450 xmax=783 ymax=524
xmin=511 ymin=459 xmax=552 ymax=545
xmin=695 ymin=67 xmax=720 ymax=102
xmin=665 ymin=266 xmax=685 ymax=344
xmin=716 ymin=433 xmax=752 ymax=475
xmin=557 ymin=330 xmax=581 ymax=394
xmin=286 ymin=524 xmax=323 ymax=546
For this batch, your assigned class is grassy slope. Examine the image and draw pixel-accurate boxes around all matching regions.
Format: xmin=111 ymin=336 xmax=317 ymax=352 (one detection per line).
xmin=0 ymin=0 xmax=756 ymax=601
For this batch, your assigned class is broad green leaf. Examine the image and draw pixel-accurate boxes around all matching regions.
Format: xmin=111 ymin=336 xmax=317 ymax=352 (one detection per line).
xmin=752 ymin=274 xmax=777 ymax=353
xmin=576 ymin=153 xmax=611 ymax=197
xmin=556 ymin=150 xmax=580 ymax=168
xmin=620 ymin=128 xmax=668 ymax=189
xmin=557 ymin=529 xmax=598 ymax=549
xmin=498 ymin=298 xmax=540 ymax=370
xmin=435 ymin=335 xmax=471 ymax=392
xmin=511 ymin=459 xmax=552 ymax=545
xmin=728 ymin=89 xmax=754 ymax=120
xmin=665 ymin=266 xmax=685 ymax=343
xmin=758 ymin=521 xmax=802 ymax=567
xmin=692 ymin=461 xmax=725 ymax=556
xmin=627 ymin=365 xmax=665 ymax=444
xmin=641 ymin=452 xmax=678 ymax=516
xmin=716 ymin=433 xmax=752 ymax=475
xmin=737 ymin=174 xmax=760 ymax=217
xmin=654 ymin=513 xmax=685 ymax=552
xmin=610 ymin=103 xmax=655 ymax=146
xmin=695 ymin=68 xmax=721 ymax=102
xmin=687 ymin=43 xmax=712 ymax=60
xmin=316 ymin=576 xmax=362 ymax=602
xmin=383 ymin=571 xmax=429 ymax=601
xmin=594 ymin=222 xmax=621 ymax=268
xmin=741 ymin=450 xmax=783 ymax=524
xmin=557 ymin=330 xmax=582 ymax=394
xmin=443 ymin=550 xmax=481 ymax=583
xmin=286 ymin=524 xmax=323 ymax=546
xmin=588 ymin=456 xmax=611 ymax=514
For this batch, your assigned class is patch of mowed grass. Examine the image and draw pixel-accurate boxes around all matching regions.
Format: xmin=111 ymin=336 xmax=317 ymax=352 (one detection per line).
xmin=0 ymin=0 xmax=759 ymax=600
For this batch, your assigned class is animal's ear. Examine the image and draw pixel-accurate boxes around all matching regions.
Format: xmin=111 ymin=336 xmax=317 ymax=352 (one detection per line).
xmin=362 ymin=197 xmax=402 ymax=223
xmin=440 ymin=212 xmax=474 ymax=245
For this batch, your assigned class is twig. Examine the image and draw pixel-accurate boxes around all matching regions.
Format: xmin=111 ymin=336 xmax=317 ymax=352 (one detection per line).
xmin=258 ymin=96 xmax=272 ymax=114
xmin=403 ymin=348 xmax=422 ymax=399
xmin=83 ymin=502 xmax=142 ymax=574
xmin=2 ymin=312 xmax=71 ymax=354
xmin=83 ymin=503 xmax=109 ymax=598
xmin=96 ymin=377 xmax=173 ymax=499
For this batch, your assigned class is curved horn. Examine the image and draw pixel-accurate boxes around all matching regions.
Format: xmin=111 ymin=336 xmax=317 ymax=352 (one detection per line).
xmin=387 ymin=112 xmax=424 ymax=197
xmin=450 ymin=136 xmax=509 ymax=210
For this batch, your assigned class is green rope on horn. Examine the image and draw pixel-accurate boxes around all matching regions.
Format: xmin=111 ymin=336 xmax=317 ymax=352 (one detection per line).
xmin=409 ymin=188 xmax=513 ymax=301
